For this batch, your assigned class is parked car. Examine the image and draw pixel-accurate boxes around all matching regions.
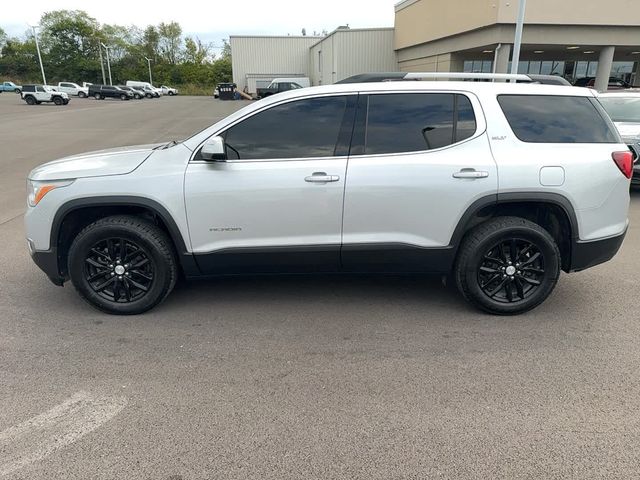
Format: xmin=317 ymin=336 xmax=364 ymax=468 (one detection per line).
xmin=598 ymin=92 xmax=640 ymax=185
xmin=117 ymin=85 xmax=143 ymax=99
xmin=88 ymin=85 xmax=134 ymax=100
xmin=57 ymin=82 xmax=89 ymax=98
xmin=256 ymin=78 xmax=308 ymax=98
xmin=0 ymin=81 xmax=22 ymax=93
xmin=126 ymin=81 xmax=162 ymax=96
xmin=574 ymin=76 xmax=631 ymax=90
xmin=25 ymin=78 xmax=631 ymax=315
xmin=21 ymin=84 xmax=69 ymax=105
xmin=213 ymin=87 xmax=219 ymax=98
xmin=129 ymin=86 xmax=151 ymax=98
xmin=160 ymin=85 xmax=178 ymax=96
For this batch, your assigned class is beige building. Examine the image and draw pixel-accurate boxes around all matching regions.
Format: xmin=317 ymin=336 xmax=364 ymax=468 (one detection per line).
xmin=394 ymin=0 xmax=640 ymax=88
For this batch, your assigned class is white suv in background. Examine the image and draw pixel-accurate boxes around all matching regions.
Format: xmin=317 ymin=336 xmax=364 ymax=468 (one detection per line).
xmin=25 ymin=74 xmax=631 ymax=315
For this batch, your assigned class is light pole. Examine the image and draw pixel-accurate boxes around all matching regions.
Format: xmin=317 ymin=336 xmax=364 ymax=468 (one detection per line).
xmin=98 ymin=39 xmax=106 ymax=84
xmin=510 ymin=0 xmax=527 ymax=76
xmin=29 ymin=25 xmax=46 ymax=85
xmin=144 ymin=56 xmax=153 ymax=85
xmin=100 ymin=43 xmax=112 ymax=85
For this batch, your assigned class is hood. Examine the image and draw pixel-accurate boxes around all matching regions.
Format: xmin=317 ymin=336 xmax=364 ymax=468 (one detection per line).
xmin=614 ymin=122 xmax=640 ymax=143
xmin=28 ymin=143 xmax=163 ymax=181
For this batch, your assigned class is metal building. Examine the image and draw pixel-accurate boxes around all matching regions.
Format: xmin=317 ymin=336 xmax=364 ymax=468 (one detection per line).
xmin=230 ymin=36 xmax=320 ymax=94
xmin=309 ymin=28 xmax=397 ymax=85
xmin=231 ymin=28 xmax=398 ymax=94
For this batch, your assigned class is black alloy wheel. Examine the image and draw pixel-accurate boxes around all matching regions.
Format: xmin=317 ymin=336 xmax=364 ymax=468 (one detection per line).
xmin=455 ymin=217 xmax=560 ymax=315
xmin=478 ymin=238 xmax=545 ymax=304
xmin=84 ymin=237 xmax=154 ymax=303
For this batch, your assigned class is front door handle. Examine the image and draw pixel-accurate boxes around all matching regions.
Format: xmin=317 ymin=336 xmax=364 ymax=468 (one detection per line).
xmin=305 ymin=172 xmax=340 ymax=183
xmin=453 ymin=168 xmax=489 ymax=179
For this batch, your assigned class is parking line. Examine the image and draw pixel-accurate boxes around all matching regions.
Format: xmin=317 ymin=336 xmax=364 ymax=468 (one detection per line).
xmin=0 ymin=391 xmax=127 ymax=477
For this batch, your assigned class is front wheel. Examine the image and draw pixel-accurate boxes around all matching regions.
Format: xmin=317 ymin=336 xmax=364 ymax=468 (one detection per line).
xmin=15 ymin=88 xmax=21 ymax=94
xmin=68 ymin=216 xmax=177 ymax=315
xmin=94 ymin=93 xmax=101 ymax=100
xmin=168 ymin=91 xmax=174 ymax=96
xmin=120 ymin=94 xmax=127 ymax=100
xmin=53 ymin=96 xmax=63 ymax=105
xmin=455 ymin=217 xmax=561 ymax=315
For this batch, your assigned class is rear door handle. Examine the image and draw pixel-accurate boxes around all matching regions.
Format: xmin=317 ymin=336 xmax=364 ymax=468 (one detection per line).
xmin=453 ymin=168 xmax=489 ymax=179
xmin=305 ymin=172 xmax=340 ymax=183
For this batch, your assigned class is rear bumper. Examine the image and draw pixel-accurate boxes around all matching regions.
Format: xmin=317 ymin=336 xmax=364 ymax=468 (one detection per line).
xmin=570 ymin=228 xmax=627 ymax=272
xmin=30 ymin=248 xmax=64 ymax=286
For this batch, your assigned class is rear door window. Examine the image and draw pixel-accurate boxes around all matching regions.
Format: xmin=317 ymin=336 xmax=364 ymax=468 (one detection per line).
xmin=363 ymin=93 xmax=477 ymax=155
xmin=498 ymin=95 xmax=619 ymax=143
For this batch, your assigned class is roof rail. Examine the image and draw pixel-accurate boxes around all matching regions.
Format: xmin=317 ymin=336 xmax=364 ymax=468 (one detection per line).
xmin=403 ymin=72 xmax=531 ymax=82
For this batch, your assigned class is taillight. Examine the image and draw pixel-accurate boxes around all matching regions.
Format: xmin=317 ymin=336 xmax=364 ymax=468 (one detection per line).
xmin=612 ymin=151 xmax=633 ymax=179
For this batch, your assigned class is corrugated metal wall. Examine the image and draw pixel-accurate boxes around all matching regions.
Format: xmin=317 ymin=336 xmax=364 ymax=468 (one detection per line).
xmin=310 ymin=29 xmax=398 ymax=86
xmin=231 ymin=36 xmax=320 ymax=94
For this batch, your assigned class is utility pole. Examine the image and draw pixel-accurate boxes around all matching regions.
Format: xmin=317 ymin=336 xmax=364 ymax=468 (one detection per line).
xmin=98 ymin=40 xmax=106 ymax=84
xmin=29 ymin=25 xmax=46 ymax=85
xmin=510 ymin=0 xmax=527 ymax=76
xmin=101 ymin=43 xmax=112 ymax=85
xmin=144 ymin=56 xmax=153 ymax=85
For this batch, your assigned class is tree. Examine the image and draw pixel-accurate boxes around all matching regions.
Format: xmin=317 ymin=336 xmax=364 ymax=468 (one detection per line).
xmin=158 ymin=22 xmax=182 ymax=64
xmin=184 ymin=36 xmax=211 ymax=65
xmin=0 ymin=27 xmax=7 ymax=52
xmin=220 ymin=38 xmax=231 ymax=60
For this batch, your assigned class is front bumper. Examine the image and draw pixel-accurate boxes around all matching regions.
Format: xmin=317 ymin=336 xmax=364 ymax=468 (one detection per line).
xmin=30 ymin=247 xmax=64 ymax=286
xmin=570 ymin=228 xmax=627 ymax=272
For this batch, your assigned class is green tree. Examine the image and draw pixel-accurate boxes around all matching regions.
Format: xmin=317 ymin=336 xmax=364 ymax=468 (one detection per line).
xmin=158 ymin=22 xmax=182 ymax=64
xmin=183 ymin=36 xmax=211 ymax=65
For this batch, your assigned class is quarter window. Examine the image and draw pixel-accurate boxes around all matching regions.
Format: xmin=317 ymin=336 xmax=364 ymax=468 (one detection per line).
xmin=224 ymin=96 xmax=349 ymax=160
xmin=364 ymin=93 xmax=477 ymax=155
xmin=498 ymin=95 xmax=619 ymax=143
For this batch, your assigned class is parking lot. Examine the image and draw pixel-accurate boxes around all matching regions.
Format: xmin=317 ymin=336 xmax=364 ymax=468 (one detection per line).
xmin=1 ymin=92 xmax=640 ymax=479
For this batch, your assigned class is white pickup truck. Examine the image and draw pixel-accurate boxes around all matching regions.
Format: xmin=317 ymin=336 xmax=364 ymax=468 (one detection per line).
xmin=56 ymin=82 xmax=89 ymax=98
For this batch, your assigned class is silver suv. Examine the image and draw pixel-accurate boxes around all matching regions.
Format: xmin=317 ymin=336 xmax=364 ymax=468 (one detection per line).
xmin=25 ymin=74 xmax=632 ymax=315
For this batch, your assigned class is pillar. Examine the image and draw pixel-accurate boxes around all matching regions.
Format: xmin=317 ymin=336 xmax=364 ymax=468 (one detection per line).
xmin=594 ymin=46 xmax=615 ymax=92
xmin=493 ymin=44 xmax=512 ymax=74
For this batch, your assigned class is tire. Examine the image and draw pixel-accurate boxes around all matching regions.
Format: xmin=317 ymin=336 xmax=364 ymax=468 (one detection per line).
xmin=25 ymin=96 xmax=35 ymax=105
xmin=146 ymin=93 xmax=152 ymax=98
xmin=53 ymin=96 xmax=63 ymax=105
xmin=168 ymin=91 xmax=174 ymax=96
xmin=454 ymin=216 xmax=561 ymax=315
xmin=120 ymin=94 xmax=127 ymax=100
xmin=15 ymin=88 xmax=20 ymax=94
xmin=78 ymin=92 xmax=86 ymax=98
xmin=94 ymin=93 xmax=101 ymax=100
xmin=67 ymin=215 xmax=178 ymax=315
xmin=63 ymin=99 xmax=69 ymax=105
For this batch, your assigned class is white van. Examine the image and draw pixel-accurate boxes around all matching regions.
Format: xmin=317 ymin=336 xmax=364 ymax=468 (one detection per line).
xmin=126 ymin=80 xmax=163 ymax=96
xmin=269 ymin=77 xmax=310 ymax=88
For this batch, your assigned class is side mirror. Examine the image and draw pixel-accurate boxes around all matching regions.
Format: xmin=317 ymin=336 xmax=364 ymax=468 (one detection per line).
xmin=201 ymin=136 xmax=226 ymax=161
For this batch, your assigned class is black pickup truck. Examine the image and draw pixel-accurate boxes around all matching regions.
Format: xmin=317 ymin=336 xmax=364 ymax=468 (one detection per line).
xmin=88 ymin=85 xmax=134 ymax=100
xmin=256 ymin=80 xmax=304 ymax=99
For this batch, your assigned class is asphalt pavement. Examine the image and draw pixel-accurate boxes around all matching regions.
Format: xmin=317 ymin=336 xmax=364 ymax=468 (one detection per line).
xmin=1 ymin=92 xmax=639 ymax=479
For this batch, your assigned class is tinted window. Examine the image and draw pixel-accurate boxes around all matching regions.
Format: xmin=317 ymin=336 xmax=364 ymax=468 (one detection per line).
xmin=36 ymin=86 xmax=45 ymax=92
xmin=498 ymin=95 xmax=619 ymax=143
xmin=364 ymin=93 xmax=477 ymax=155
xmin=224 ymin=96 xmax=348 ymax=159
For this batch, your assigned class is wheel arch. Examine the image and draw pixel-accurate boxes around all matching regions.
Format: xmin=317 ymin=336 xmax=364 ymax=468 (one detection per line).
xmin=52 ymin=196 xmax=197 ymax=278
xmin=451 ymin=192 xmax=578 ymax=272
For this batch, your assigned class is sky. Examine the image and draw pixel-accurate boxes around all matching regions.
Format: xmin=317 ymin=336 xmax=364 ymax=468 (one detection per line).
xmin=3 ymin=0 xmax=397 ymax=54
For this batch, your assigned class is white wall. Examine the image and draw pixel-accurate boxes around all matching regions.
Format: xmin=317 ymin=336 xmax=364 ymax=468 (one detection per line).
xmin=310 ymin=29 xmax=398 ymax=86
xmin=231 ymin=36 xmax=320 ymax=93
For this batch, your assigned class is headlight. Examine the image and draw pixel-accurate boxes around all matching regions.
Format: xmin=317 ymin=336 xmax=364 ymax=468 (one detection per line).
xmin=27 ymin=179 xmax=74 ymax=207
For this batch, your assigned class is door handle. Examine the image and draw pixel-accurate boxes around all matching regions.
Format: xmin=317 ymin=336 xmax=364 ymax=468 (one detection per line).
xmin=453 ymin=168 xmax=489 ymax=179
xmin=305 ymin=172 xmax=340 ymax=183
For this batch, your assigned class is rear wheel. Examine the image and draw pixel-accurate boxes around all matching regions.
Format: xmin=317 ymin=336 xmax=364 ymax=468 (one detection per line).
xmin=68 ymin=216 xmax=177 ymax=315
xmin=53 ymin=96 xmax=63 ymax=105
xmin=120 ymin=93 xmax=127 ymax=100
xmin=78 ymin=91 xmax=86 ymax=98
xmin=455 ymin=217 xmax=561 ymax=315
xmin=25 ymin=96 xmax=35 ymax=105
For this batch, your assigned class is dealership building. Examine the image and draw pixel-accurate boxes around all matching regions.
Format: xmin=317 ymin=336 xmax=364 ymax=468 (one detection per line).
xmin=231 ymin=0 xmax=640 ymax=93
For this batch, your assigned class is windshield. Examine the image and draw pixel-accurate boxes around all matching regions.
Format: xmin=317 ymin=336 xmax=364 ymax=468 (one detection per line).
xmin=599 ymin=97 xmax=640 ymax=123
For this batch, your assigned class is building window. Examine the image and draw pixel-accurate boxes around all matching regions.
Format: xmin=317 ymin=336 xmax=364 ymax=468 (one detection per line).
xmin=463 ymin=60 xmax=493 ymax=73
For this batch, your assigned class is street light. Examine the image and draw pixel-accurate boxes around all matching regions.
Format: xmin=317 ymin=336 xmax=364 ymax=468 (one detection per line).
xmin=28 ymin=24 xmax=46 ymax=85
xmin=143 ymin=56 xmax=153 ymax=85
xmin=510 ymin=0 xmax=527 ymax=76
xmin=100 ymin=43 xmax=112 ymax=85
